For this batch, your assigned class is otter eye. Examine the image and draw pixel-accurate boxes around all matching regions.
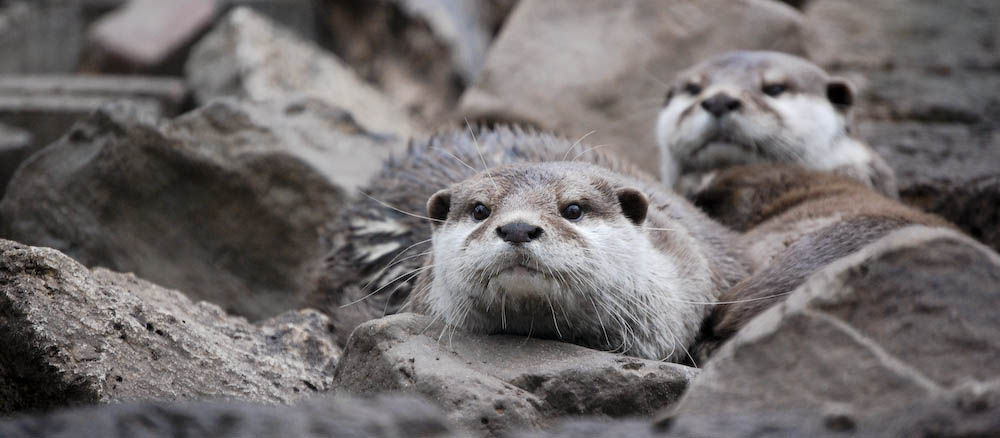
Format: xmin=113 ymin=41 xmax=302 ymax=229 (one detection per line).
xmin=762 ymin=84 xmax=787 ymax=97
xmin=684 ymin=83 xmax=702 ymax=95
xmin=561 ymin=204 xmax=583 ymax=221
xmin=472 ymin=203 xmax=491 ymax=221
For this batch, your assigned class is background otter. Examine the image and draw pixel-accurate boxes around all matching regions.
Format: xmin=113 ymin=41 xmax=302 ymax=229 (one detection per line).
xmin=656 ymin=51 xmax=897 ymax=198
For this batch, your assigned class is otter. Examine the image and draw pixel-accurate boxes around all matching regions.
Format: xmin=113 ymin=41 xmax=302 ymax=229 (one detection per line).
xmin=655 ymin=51 xmax=897 ymax=198
xmin=691 ymin=164 xmax=953 ymax=360
xmin=311 ymin=127 xmax=748 ymax=362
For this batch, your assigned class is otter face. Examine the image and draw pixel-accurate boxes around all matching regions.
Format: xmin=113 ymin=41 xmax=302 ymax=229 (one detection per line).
xmin=422 ymin=162 xmax=702 ymax=359
xmin=655 ymin=51 xmax=860 ymax=186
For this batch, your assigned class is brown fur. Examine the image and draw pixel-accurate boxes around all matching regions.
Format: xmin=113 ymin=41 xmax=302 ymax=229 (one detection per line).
xmin=692 ymin=164 xmax=953 ymax=360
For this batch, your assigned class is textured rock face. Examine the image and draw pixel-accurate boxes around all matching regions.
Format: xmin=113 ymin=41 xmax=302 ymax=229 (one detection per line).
xmin=661 ymin=227 xmax=1000 ymax=436
xmin=186 ymin=7 xmax=417 ymax=140
xmin=0 ymin=97 xmax=399 ymax=319
xmin=804 ymin=0 xmax=1000 ymax=252
xmin=334 ymin=313 xmax=698 ymax=438
xmin=0 ymin=239 xmax=339 ymax=414
xmin=458 ymin=0 xmax=808 ymax=175
xmin=0 ymin=394 xmax=460 ymax=438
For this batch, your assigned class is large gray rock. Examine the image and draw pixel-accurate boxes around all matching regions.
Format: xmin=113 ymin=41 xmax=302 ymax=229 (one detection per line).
xmin=804 ymin=0 xmax=1000 ymax=252
xmin=0 ymin=239 xmax=339 ymax=414
xmin=0 ymin=394 xmax=460 ymax=438
xmin=187 ymin=7 xmax=418 ymax=141
xmin=660 ymin=226 xmax=1000 ymax=436
xmin=334 ymin=313 xmax=698 ymax=438
xmin=0 ymin=97 xmax=400 ymax=320
xmin=458 ymin=0 xmax=808 ymax=175
xmin=319 ymin=0 xmax=514 ymax=125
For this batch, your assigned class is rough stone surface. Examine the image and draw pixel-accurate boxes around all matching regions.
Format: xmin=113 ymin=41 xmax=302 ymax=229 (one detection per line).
xmin=661 ymin=227 xmax=1000 ymax=436
xmin=0 ymin=239 xmax=340 ymax=414
xmin=84 ymin=0 xmax=219 ymax=74
xmin=0 ymin=97 xmax=400 ymax=320
xmin=804 ymin=0 xmax=1000 ymax=252
xmin=187 ymin=7 xmax=418 ymax=141
xmin=458 ymin=0 xmax=808 ymax=175
xmin=334 ymin=313 xmax=698 ymax=438
xmin=0 ymin=394 xmax=459 ymax=438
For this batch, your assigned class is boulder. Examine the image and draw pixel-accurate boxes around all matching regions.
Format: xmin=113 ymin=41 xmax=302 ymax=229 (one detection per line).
xmin=186 ymin=7 xmax=418 ymax=141
xmin=334 ymin=313 xmax=698 ymax=438
xmin=0 ymin=239 xmax=339 ymax=414
xmin=804 ymin=0 xmax=1000 ymax=252
xmin=458 ymin=0 xmax=808 ymax=175
xmin=318 ymin=0 xmax=514 ymax=125
xmin=659 ymin=226 xmax=1000 ymax=436
xmin=0 ymin=97 xmax=401 ymax=320
xmin=83 ymin=0 xmax=219 ymax=75
xmin=0 ymin=394 xmax=459 ymax=438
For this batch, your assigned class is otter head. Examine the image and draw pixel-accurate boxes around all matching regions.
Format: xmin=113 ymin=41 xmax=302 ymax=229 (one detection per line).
xmin=655 ymin=51 xmax=894 ymax=196
xmin=419 ymin=162 xmax=706 ymax=361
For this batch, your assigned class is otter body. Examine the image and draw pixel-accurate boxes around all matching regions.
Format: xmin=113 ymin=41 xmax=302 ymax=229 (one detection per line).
xmin=692 ymin=164 xmax=952 ymax=359
xmin=313 ymin=127 xmax=748 ymax=362
xmin=656 ymin=51 xmax=897 ymax=198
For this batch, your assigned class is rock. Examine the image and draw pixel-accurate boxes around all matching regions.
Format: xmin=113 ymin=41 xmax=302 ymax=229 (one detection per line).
xmin=83 ymin=0 xmax=219 ymax=75
xmin=334 ymin=313 xmax=698 ymax=438
xmin=458 ymin=0 xmax=808 ymax=175
xmin=221 ymin=0 xmax=319 ymax=41
xmin=0 ymin=97 xmax=401 ymax=320
xmin=318 ymin=0 xmax=512 ymax=125
xmin=660 ymin=226 xmax=1000 ymax=436
xmin=0 ymin=239 xmax=340 ymax=414
xmin=803 ymin=0 xmax=1000 ymax=252
xmin=187 ymin=7 xmax=418 ymax=141
xmin=0 ymin=393 xmax=460 ymax=438
xmin=0 ymin=122 xmax=32 ymax=197
xmin=0 ymin=75 xmax=186 ymax=158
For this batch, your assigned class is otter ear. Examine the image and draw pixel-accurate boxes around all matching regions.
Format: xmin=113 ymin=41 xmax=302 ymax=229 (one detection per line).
xmin=427 ymin=189 xmax=451 ymax=226
xmin=616 ymin=188 xmax=648 ymax=225
xmin=826 ymin=78 xmax=854 ymax=110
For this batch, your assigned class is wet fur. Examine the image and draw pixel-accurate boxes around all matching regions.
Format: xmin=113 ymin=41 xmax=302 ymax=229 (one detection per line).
xmin=691 ymin=164 xmax=952 ymax=360
xmin=309 ymin=127 xmax=749 ymax=361
xmin=655 ymin=51 xmax=897 ymax=197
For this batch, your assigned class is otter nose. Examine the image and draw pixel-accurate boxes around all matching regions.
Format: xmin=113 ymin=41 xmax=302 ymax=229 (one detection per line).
xmin=700 ymin=93 xmax=741 ymax=117
xmin=496 ymin=222 xmax=543 ymax=244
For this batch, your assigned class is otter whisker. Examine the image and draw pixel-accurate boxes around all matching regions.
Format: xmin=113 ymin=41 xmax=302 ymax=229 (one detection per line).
xmin=432 ymin=146 xmax=479 ymax=173
xmin=360 ymin=191 xmax=443 ymax=223
xmin=341 ymin=264 xmax=434 ymax=308
xmin=561 ymin=129 xmax=598 ymax=161
xmin=465 ymin=118 xmax=498 ymax=192
xmin=361 ymin=240 xmax=432 ymax=292
xmin=570 ymin=144 xmax=611 ymax=162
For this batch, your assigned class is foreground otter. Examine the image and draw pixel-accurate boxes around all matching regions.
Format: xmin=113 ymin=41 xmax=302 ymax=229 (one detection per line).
xmin=691 ymin=164 xmax=953 ymax=360
xmin=656 ymin=51 xmax=897 ymax=198
xmin=312 ymin=127 xmax=748 ymax=362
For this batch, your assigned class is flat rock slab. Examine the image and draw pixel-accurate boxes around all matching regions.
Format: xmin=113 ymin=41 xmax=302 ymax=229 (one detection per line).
xmin=0 ymin=97 xmax=400 ymax=320
xmin=458 ymin=0 xmax=807 ymax=175
xmin=187 ymin=7 xmax=418 ymax=141
xmin=0 ymin=239 xmax=340 ymax=414
xmin=87 ymin=0 xmax=218 ymax=73
xmin=0 ymin=394 xmax=460 ymax=438
xmin=334 ymin=313 xmax=698 ymax=438
xmin=660 ymin=226 xmax=1000 ymax=436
